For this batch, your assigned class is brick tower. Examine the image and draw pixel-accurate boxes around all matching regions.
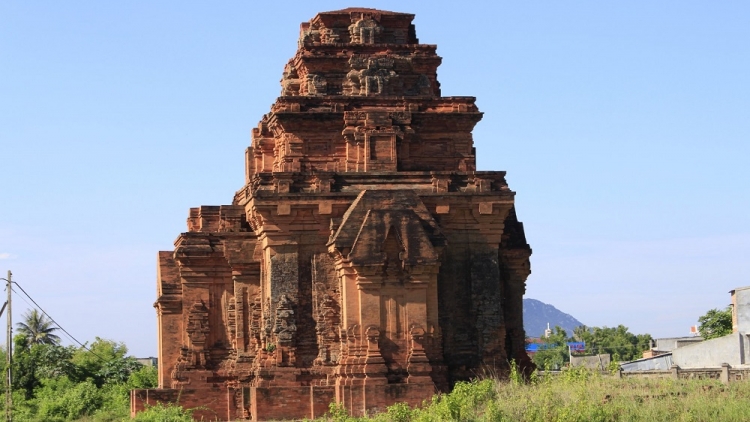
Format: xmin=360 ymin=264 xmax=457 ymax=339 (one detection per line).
xmin=131 ymin=8 xmax=532 ymax=421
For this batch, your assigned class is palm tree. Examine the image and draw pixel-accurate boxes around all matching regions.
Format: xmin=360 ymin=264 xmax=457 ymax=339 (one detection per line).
xmin=16 ymin=309 xmax=60 ymax=346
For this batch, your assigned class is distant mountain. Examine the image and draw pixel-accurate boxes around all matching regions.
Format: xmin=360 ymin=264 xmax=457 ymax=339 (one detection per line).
xmin=523 ymin=298 xmax=585 ymax=338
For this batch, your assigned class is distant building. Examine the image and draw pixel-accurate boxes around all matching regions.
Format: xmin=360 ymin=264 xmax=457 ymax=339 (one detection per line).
xmin=570 ymin=354 xmax=610 ymax=370
xmin=731 ymin=285 xmax=750 ymax=334
xmin=642 ymin=336 xmax=703 ymax=358
xmin=621 ymin=353 xmax=674 ymax=371
xmin=670 ymin=286 xmax=750 ymax=368
xmin=136 ymin=357 xmax=157 ymax=368
xmin=625 ymin=286 xmax=750 ymax=371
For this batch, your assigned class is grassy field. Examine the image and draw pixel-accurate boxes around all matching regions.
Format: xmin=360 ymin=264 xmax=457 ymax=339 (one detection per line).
xmin=323 ymin=368 xmax=750 ymax=422
xmin=56 ymin=367 xmax=750 ymax=421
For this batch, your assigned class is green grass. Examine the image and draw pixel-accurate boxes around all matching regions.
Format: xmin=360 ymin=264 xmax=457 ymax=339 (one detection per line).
xmin=323 ymin=368 xmax=750 ymax=422
xmin=9 ymin=367 xmax=747 ymax=421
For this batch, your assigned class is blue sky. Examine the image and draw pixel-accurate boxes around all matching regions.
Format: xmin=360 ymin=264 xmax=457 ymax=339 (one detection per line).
xmin=1 ymin=1 xmax=748 ymax=356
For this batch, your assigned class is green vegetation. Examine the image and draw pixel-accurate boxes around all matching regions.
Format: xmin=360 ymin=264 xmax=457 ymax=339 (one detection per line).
xmin=0 ymin=308 xmax=194 ymax=421
xmin=698 ymin=306 xmax=733 ymax=339
xmin=0 ymin=335 xmax=162 ymax=421
xmin=16 ymin=309 xmax=60 ymax=346
xmin=0 ymin=309 xmax=742 ymax=421
xmin=324 ymin=368 xmax=750 ymax=421
xmin=131 ymin=403 xmax=194 ymax=422
xmin=531 ymin=324 xmax=652 ymax=370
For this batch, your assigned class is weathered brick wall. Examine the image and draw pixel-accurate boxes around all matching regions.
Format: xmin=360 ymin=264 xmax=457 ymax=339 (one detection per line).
xmin=134 ymin=8 xmax=532 ymax=421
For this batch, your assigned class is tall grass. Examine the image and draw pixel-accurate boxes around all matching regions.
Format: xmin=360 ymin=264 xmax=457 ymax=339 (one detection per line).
xmin=325 ymin=368 xmax=750 ymax=421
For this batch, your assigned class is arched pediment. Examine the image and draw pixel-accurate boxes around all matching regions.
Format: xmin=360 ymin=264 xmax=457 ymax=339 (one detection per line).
xmin=328 ymin=190 xmax=445 ymax=268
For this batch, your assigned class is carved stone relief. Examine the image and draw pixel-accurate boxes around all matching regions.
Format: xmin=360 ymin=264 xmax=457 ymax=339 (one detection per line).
xmin=280 ymin=63 xmax=300 ymax=96
xmin=349 ymin=18 xmax=382 ymax=44
xmin=313 ymin=282 xmax=341 ymax=365
xmin=343 ymin=56 xmax=398 ymax=96
xmin=273 ymin=294 xmax=297 ymax=345
xmin=249 ymin=296 xmax=262 ymax=353
xmin=227 ymin=297 xmax=237 ymax=347
xmin=187 ymin=301 xmax=210 ymax=347
xmin=170 ymin=346 xmax=191 ymax=386
xmin=298 ymin=28 xmax=320 ymax=47
xmin=186 ymin=301 xmax=210 ymax=368
xmin=305 ymin=74 xmax=327 ymax=96
xmin=320 ymin=27 xmax=340 ymax=44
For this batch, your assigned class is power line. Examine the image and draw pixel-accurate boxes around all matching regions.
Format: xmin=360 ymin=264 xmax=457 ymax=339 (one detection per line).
xmin=10 ymin=281 xmax=109 ymax=363
xmin=10 ymin=286 xmax=67 ymax=345
xmin=9 ymin=287 xmax=35 ymax=314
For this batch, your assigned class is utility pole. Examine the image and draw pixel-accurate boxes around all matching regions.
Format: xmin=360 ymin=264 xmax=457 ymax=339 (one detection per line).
xmin=4 ymin=270 xmax=11 ymax=422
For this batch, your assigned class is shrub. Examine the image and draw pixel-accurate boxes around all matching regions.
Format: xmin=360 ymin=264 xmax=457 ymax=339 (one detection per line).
xmin=132 ymin=403 xmax=193 ymax=422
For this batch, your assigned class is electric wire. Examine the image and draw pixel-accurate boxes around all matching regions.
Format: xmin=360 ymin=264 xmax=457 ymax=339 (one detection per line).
xmin=9 ymin=286 xmax=67 ymax=346
xmin=10 ymin=281 xmax=109 ymax=363
xmin=8 ymin=286 xmax=34 ymax=314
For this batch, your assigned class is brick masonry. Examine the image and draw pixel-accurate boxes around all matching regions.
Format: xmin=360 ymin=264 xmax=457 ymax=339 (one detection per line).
xmin=131 ymin=8 xmax=533 ymax=421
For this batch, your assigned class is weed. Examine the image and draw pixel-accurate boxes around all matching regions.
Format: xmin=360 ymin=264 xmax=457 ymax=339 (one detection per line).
xmin=313 ymin=370 xmax=750 ymax=422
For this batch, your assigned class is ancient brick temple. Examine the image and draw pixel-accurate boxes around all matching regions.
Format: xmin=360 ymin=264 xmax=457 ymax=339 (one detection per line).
xmin=131 ymin=8 xmax=532 ymax=421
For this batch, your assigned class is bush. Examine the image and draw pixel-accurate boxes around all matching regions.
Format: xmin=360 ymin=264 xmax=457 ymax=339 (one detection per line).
xmin=316 ymin=370 xmax=750 ymax=422
xmin=132 ymin=403 xmax=193 ymax=422
xmin=34 ymin=377 xmax=102 ymax=421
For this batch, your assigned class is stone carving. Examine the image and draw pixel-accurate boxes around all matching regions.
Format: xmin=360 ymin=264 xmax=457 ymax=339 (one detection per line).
xmin=273 ymin=294 xmax=296 ymax=345
xmin=305 ymin=74 xmax=327 ymax=96
xmin=298 ymin=28 xmax=320 ymax=47
xmin=313 ymin=283 xmax=340 ymax=365
xmin=186 ymin=301 xmax=211 ymax=349
xmin=249 ymin=296 xmax=262 ymax=353
xmin=349 ymin=18 xmax=382 ymax=44
xmin=341 ymin=110 xmax=411 ymax=171
xmin=186 ymin=301 xmax=210 ymax=368
xmin=344 ymin=56 xmax=397 ymax=96
xmin=320 ymin=27 xmax=340 ymax=44
xmin=280 ymin=63 xmax=300 ymax=96
xmin=170 ymin=346 xmax=191 ymax=386
xmin=227 ymin=297 xmax=237 ymax=346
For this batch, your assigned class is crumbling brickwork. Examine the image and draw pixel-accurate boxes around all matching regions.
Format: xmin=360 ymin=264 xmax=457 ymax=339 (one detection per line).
xmin=131 ymin=8 xmax=532 ymax=421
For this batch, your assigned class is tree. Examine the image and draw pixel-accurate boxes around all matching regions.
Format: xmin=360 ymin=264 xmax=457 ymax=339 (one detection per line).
xmin=567 ymin=325 xmax=652 ymax=362
xmin=72 ymin=337 xmax=142 ymax=386
xmin=12 ymin=334 xmax=77 ymax=399
xmin=698 ymin=306 xmax=733 ymax=339
xmin=16 ymin=309 xmax=60 ymax=346
xmin=3 ymin=332 xmax=153 ymax=420
xmin=531 ymin=325 xmax=571 ymax=370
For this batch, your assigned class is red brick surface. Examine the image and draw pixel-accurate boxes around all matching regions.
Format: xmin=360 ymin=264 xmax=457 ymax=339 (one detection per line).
xmin=132 ymin=8 xmax=533 ymax=421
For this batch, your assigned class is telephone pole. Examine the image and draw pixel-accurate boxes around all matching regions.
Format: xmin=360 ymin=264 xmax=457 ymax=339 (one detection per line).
xmin=4 ymin=270 xmax=11 ymax=422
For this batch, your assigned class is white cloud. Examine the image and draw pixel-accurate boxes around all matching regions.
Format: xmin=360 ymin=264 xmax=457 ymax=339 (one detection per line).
xmin=0 ymin=253 xmax=16 ymax=260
